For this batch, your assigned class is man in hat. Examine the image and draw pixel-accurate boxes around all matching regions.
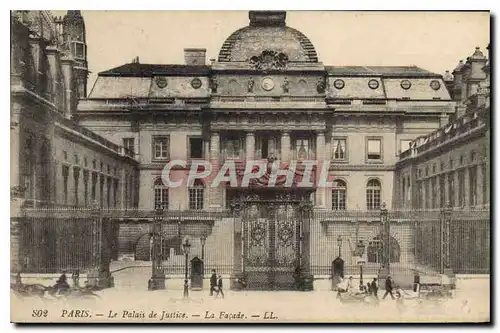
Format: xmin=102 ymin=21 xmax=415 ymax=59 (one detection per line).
xmin=382 ymin=275 xmax=395 ymax=300
xmin=371 ymin=278 xmax=379 ymax=299
xmin=210 ymin=269 xmax=217 ymax=296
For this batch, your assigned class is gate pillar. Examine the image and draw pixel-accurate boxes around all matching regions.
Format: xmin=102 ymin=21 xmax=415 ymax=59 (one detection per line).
xmin=87 ymin=202 xmax=113 ymax=289
xmin=298 ymin=201 xmax=314 ymax=291
xmin=230 ymin=199 xmax=246 ymax=290
xmin=440 ymin=203 xmax=455 ymax=288
xmin=148 ymin=204 xmax=166 ymax=290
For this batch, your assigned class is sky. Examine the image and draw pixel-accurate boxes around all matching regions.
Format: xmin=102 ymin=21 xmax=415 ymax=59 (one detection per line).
xmin=51 ymin=11 xmax=490 ymax=91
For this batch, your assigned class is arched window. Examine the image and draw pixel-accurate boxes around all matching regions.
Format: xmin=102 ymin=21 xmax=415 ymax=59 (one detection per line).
xmin=366 ymin=179 xmax=381 ymax=210
xmin=154 ymin=178 xmax=168 ymax=209
xmin=332 ymin=179 xmax=347 ymax=210
xmin=189 ymin=179 xmax=204 ymax=210
xmin=367 ymin=235 xmax=401 ymax=263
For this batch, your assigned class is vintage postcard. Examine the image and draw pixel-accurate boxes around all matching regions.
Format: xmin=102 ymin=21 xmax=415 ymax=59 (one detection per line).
xmin=10 ymin=10 xmax=490 ymax=323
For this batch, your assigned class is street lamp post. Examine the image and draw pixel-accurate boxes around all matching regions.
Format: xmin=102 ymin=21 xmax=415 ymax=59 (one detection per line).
xmin=337 ymin=235 xmax=343 ymax=258
xmin=182 ymin=237 xmax=191 ymax=298
xmin=358 ymin=260 xmax=365 ymax=287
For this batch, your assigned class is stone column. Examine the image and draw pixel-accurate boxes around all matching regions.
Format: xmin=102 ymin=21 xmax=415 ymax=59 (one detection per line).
xmin=209 ymin=132 xmax=221 ymax=209
xmin=245 ymin=131 xmax=255 ymax=160
xmin=280 ymin=131 xmax=291 ymax=162
xmin=315 ymin=131 xmax=326 ymax=209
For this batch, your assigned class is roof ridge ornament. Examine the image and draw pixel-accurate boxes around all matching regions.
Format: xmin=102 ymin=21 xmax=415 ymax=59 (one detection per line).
xmin=249 ymin=11 xmax=286 ymax=27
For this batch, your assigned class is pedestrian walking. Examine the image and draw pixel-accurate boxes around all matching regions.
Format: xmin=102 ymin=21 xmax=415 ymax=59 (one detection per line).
xmin=72 ymin=269 xmax=80 ymax=288
xmin=371 ymin=278 xmax=379 ymax=299
xmin=216 ymin=275 xmax=224 ymax=299
xmin=210 ymin=269 xmax=217 ymax=296
xmin=366 ymin=282 xmax=372 ymax=295
xmin=382 ymin=275 xmax=395 ymax=300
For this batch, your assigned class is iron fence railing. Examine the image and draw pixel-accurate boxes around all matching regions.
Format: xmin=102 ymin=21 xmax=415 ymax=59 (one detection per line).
xmin=13 ymin=207 xmax=490 ymax=278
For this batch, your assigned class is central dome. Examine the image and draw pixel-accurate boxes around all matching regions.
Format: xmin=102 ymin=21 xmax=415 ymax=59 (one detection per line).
xmin=217 ymin=11 xmax=318 ymax=63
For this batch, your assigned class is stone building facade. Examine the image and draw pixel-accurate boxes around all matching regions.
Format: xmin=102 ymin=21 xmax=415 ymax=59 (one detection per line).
xmin=73 ymin=11 xmax=462 ymax=285
xmin=10 ymin=11 xmax=139 ymax=274
xmin=395 ymin=46 xmax=490 ymax=210
xmin=11 ymin=11 xmax=490 ymax=287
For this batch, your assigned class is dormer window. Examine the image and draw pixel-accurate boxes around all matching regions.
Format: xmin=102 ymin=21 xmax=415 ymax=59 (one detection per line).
xmin=72 ymin=41 xmax=85 ymax=59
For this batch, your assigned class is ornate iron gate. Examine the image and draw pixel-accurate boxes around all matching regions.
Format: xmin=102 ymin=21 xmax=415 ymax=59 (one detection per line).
xmin=234 ymin=190 xmax=313 ymax=290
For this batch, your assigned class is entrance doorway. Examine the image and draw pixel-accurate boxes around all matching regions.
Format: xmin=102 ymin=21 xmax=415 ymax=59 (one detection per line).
xmin=233 ymin=189 xmax=313 ymax=290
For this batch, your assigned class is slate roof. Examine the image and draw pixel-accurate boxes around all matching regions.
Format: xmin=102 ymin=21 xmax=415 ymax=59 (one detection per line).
xmin=325 ymin=66 xmax=440 ymax=78
xmin=99 ymin=63 xmax=211 ymax=77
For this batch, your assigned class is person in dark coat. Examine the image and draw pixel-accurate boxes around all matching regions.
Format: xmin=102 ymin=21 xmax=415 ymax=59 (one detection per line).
xmin=366 ymin=282 xmax=372 ymax=295
xmin=371 ymin=278 xmax=379 ymax=299
xmin=210 ymin=270 xmax=217 ymax=296
xmin=382 ymin=275 xmax=395 ymax=300
xmin=216 ymin=275 xmax=224 ymax=299
xmin=54 ymin=273 xmax=70 ymax=294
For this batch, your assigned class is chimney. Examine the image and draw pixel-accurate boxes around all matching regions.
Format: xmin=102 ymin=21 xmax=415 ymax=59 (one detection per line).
xmin=184 ymin=48 xmax=206 ymax=66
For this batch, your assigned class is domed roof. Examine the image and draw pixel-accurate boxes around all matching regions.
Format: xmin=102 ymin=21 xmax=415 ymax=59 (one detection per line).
xmin=217 ymin=11 xmax=318 ymax=63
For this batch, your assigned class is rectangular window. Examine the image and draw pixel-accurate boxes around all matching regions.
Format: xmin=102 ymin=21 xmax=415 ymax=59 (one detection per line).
xmin=367 ymin=138 xmax=382 ymax=161
xmin=448 ymin=172 xmax=455 ymax=207
xmin=123 ymin=138 xmax=135 ymax=155
xmin=223 ymin=135 xmax=244 ymax=159
xmin=73 ymin=167 xmax=80 ymax=206
xmin=153 ymin=136 xmax=169 ymax=160
xmin=458 ymin=170 xmax=465 ymax=207
xmin=431 ymin=177 xmax=437 ymax=209
xmin=73 ymin=42 xmax=85 ymax=59
xmin=100 ymin=175 xmax=104 ymax=207
xmin=189 ymin=137 xmax=204 ymax=159
xmin=189 ymin=188 xmax=204 ymax=210
xmin=107 ymin=177 xmax=112 ymax=208
xmin=332 ymin=138 xmax=347 ymax=160
xmin=154 ymin=188 xmax=169 ymax=209
xmin=256 ymin=135 xmax=280 ymax=159
xmin=424 ymin=179 xmax=430 ymax=209
xmin=417 ymin=181 xmax=423 ymax=209
xmin=294 ymin=137 xmax=313 ymax=160
xmin=83 ymin=170 xmax=89 ymax=206
xmin=114 ymin=179 xmax=119 ymax=208
xmin=91 ymin=172 xmax=97 ymax=203
xmin=400 ymin=139 xmax=412 ymax=154
xmin=439 ymin=174 xmax=445 ymax=208
xmin=469 ymin=166 xmax=478 ymax=206
xmin=62 ymin=165 xmax=69 ymax=204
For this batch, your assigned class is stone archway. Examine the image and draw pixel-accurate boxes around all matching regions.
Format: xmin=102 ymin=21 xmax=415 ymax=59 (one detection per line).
xmin=367 ymin=235 xmax=401 ymax=264
xmin=133 ymin=232 xmax=153 ymax=261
